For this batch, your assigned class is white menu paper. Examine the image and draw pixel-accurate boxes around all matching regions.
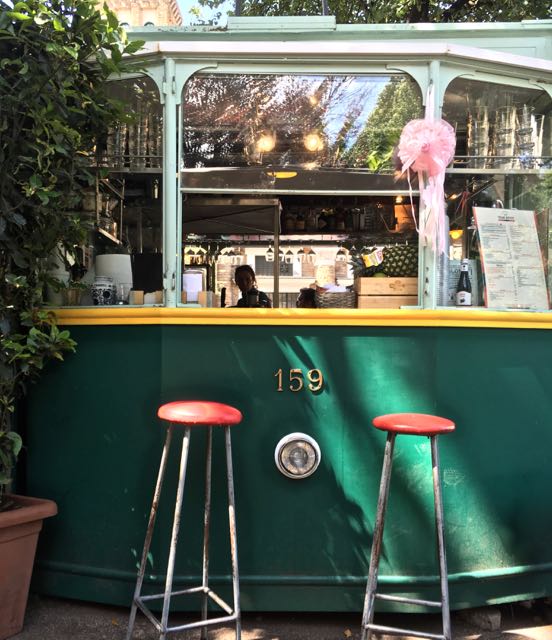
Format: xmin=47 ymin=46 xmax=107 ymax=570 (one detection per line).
xmin=473 ymin=207 xmax=549 ymax=310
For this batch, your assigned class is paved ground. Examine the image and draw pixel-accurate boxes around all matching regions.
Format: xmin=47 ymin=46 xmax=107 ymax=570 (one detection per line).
xmin=11 ymin=595 xmax=552 ymax=640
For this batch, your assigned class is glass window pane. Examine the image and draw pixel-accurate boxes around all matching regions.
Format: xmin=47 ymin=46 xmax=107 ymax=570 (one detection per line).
xmin=181 ymin=73 xmax=422 ymax=192
xmin=180 ymin=72 xmax=422 ymax=310
xmin=443 ymin=77 xmax=552 ymax=312
xmin=73 ymin=76 xmax=164 ymax=307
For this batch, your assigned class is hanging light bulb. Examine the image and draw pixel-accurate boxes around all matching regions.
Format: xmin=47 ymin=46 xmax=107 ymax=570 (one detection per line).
xmin=278 ymin=248 xmax=285 ymax=263
xmin=225 ymin=248 xmax=236 ymax=265
xmin=256 ymin=130 xmax=276 ymax=153
xmin=285 ymin=249 xmax=294 ymax=264
xmin=265 ymin=245 xmax=274 ymax=262
xmin=184 ymin=245 xmax=195 ymax=265
xmin=307 ymin=248 xmax=317 ymax=264
xmin=297 ymin=248 xmax=306 ymax=263
xmin=303 ymin=131 xmax=324 ymax=152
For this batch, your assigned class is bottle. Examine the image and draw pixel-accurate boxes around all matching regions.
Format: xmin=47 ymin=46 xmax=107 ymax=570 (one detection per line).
xmin=456 ymin=259 xmax=472 ymax=306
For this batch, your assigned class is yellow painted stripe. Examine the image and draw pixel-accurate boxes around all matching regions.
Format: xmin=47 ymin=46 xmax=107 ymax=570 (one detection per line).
xmin=53 ymin=307 xmax=552 ymax=330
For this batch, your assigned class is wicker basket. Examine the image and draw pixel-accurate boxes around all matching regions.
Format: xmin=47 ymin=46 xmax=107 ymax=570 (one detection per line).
xmin=315 ymin=290 xmax=356 ymax=309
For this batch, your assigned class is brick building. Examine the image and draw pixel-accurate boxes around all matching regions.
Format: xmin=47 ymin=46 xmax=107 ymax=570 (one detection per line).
xmin=101 ymin=0 xmax=182 ymax=26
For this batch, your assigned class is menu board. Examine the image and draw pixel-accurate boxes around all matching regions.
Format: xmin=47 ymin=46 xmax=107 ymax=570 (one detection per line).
xmin=473 ymin=207 xmax=549 ymax=310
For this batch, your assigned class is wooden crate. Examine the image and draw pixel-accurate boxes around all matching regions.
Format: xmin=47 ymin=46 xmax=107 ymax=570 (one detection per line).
xmin=357 ymin=294 xmax=418 ymax=309
xmin=354 ymin=277 xmax=418 ymax=295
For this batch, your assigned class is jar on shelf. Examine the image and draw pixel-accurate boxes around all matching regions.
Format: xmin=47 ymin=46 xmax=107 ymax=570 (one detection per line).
xmin=284 ymin=210 xmax=296 ymax=233
xmin=91 ymin=276 xmax=116 ymax=306
xmin=306 ymin=208 xmax=318 ymax=231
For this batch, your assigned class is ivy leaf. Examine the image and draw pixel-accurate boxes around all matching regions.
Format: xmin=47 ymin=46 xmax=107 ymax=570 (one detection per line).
xmin=6 ymin=432 xmax=22 ymax=457
xmin=7 ymin=11 xmax=32 ymax=21
xmin=63 ymin=45 xmax=78 ymax=60
xmin=124 ymin=40 xmax=145 ymax=54
xmin=7 ymin=212 xmax=26 ymax=227
xmin=5 ymin=274 xmax=27 ymax=288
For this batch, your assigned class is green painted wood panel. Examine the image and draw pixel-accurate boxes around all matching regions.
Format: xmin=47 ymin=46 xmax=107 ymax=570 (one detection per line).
xmin=23 ymin=324 xmax=552 ymax=611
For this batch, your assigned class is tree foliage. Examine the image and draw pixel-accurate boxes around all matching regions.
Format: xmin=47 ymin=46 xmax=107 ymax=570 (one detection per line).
xmin=0 ymin=0 xmax=141 ymax=507
xmin=192 ymin=0 xmax=551 ymax=24
xmin=343 ymin=78 xmax=423 ymax=170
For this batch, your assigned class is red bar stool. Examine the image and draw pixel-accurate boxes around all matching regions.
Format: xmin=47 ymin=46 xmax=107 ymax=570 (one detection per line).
xmin=361 ymin=413 xmax=455 ymax=640
xmin=126 ymin=401 xmax=243 ymax=640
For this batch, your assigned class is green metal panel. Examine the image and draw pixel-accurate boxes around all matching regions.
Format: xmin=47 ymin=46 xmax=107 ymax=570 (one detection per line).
xmin=24 ymin=324 xmax=552 ymax=611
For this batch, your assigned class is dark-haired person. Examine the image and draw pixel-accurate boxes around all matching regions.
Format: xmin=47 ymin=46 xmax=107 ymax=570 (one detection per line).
xmin=296 ymin=287 xmax=316 ymax=308
xmin=234 ymin=265 xmax=272 ymax=308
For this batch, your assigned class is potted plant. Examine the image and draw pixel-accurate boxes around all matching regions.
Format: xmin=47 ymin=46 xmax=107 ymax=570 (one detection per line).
xmin=0 ymin=1 xmax=143 ymax=637
xmin=0 ymin=428 xmax=57 ymax=640
xmin=61 ymin=263 xmax=89 ymax=307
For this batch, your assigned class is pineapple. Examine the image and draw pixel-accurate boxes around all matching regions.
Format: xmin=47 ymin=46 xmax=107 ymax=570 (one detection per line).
xmin=349 ymin=247 xmax=384 ymax=277
xmin=382 ymin=245 xmax=418 ymax=277
xmin=350 ymin=244 xmax=418 ymax=278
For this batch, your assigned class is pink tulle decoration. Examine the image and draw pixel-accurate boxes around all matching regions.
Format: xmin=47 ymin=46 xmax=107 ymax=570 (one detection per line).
xmin=397 ymin=118 xmax=456 ymax=253
xmin=398 ymin=119 xmax=456 ymax=176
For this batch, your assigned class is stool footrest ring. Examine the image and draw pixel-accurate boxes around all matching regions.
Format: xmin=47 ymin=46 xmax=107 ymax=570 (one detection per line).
xmin=135 ymin=593 xmax=238 ymax=635
xmin=375 ymin=593 xmax=442 ymax=608
xmin=138 ymin=586 xmax=233 ymax=614
xmin=365 ymin=623 xmax=446 ymax=640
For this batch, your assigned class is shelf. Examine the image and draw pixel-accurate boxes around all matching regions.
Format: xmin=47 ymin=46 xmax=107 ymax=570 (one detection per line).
xmin=99 ymin=177 xmax=124 ymax=200
xmin=100 ymin=166 xmax=163 ymax=175
xmin=97 ymin=227 xmax=122 ymax=245
xmin=447 ymin=168 xmax=552 ymax=175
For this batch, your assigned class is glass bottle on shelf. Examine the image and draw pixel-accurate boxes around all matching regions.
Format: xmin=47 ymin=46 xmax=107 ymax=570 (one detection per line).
xmin=306 ymin=208 xmax=318 ymax=231
xmin=455 ymin=259 xmax=472 ymax=306
xmin=106 ymin=124 xmax=126 ymax=168
xmin=147 ymin=113 xmax=162 ymax=168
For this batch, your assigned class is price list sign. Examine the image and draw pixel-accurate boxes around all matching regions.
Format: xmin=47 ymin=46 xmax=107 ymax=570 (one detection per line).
xmin=473 ymin=207 xmax=549 ymax=310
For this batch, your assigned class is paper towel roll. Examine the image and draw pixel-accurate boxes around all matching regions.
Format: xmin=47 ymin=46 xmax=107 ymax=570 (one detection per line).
xmin=182 ymin=270 xmax=203 ymax=302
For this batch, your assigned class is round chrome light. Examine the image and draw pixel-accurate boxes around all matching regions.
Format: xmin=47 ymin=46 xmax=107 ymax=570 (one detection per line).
xmin=274 ymin=433 xmax=321 ymax=480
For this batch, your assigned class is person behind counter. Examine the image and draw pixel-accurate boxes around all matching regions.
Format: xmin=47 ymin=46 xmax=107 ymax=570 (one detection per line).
xmin=234 ymin=265 xmax=272 ymax=308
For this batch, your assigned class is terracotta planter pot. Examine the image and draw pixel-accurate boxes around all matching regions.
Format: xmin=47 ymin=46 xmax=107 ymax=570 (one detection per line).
xmin=0 ymin=495 xmax=57 ymax=640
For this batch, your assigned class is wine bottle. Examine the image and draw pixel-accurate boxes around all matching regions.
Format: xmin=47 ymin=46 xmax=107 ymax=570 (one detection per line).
xmin=456 ymin=259 xmax=472 ymax=306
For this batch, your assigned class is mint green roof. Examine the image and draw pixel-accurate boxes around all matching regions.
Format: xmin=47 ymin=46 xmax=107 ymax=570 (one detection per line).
xmin=127 ymin=17 xmax=552 ymax=62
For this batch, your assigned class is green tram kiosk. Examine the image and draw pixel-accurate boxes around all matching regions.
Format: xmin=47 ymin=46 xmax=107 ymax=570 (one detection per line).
xmin=27 ymin=18 xmax=552 ymax=612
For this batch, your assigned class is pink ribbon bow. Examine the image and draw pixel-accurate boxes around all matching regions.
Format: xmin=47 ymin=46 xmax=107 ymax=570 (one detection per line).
xmin=398 ymin=118 xmax=456 ymax=253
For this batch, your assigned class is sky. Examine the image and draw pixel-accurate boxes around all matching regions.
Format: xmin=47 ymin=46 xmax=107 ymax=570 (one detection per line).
xmin=177 ymin=0 xmax=234 ymax=26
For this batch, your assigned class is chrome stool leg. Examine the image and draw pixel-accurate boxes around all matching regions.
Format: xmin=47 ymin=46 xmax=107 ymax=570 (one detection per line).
xmin=431 ymin=436 xmax=451 ymax=640
xmin=362 ymin=413 xmax=455 ymax=640
xmin=225 ymin=426 xmax=241 ymax=640
xmin=361 ymin=432 xmax=396 ymax=640
xmin=127 ymin=400 xmax=243 ymax=640
xmin=160 ymin=425 xmax=191 ymax=640
xmin=200 ymin=426 xmax=213 ymax=640
xmin=126 ymin=424 xmax=174 ymax=640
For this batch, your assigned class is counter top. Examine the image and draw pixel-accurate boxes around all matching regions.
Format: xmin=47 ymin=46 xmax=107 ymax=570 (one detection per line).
xmin=53 ymin=306 xmax=552 ymax=330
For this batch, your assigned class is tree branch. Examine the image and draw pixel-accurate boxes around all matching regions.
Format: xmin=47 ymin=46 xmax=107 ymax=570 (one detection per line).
xmin=442 ymin=0 xmax=476 ymax=21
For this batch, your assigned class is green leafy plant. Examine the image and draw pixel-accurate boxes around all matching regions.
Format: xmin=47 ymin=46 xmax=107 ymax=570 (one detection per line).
xmin=349 ymin=248 xmax=385 ymax=277
xmin=0 ymin=430 xmax=22 ymax=512
xmin=0 ymin=0 xmax=143 ymax=509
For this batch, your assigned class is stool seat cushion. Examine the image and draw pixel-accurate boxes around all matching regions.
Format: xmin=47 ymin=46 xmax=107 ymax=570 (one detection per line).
xmin=373 ymin=412 xmax=455 ymax=435
xmin=158 ymin=401 xmax=242 ymax=426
